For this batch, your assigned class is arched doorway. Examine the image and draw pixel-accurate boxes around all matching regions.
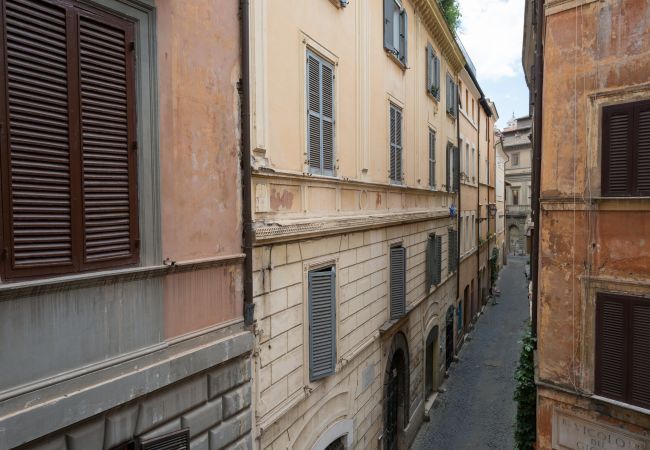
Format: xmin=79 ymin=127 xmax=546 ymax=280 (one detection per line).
xmin=445 ymin=306 xmax=455 ymax=370
xmin=383 ymin=332 xmax=409 ymax=450
xmin=425 ymin=325 xmax=439 ymax=399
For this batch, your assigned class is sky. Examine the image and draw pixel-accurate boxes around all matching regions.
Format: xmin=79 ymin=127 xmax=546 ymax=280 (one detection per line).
xmin=457 ymin=0 xmax=530 ymax=129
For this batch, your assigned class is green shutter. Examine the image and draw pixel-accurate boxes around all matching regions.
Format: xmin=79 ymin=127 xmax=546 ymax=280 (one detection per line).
xmin=309 ymin=267 xmax=336 ymax=381
xmin=390 ymin=246 xmax=406 ymax=319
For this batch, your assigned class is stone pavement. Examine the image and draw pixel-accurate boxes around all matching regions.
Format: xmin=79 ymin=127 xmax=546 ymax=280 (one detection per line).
xmin=411 ymin=256 xmax=531 ymax=450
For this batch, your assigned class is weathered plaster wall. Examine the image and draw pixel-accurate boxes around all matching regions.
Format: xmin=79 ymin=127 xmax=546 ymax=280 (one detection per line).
xmin=158 ymin=0 xmax=243 ymax=261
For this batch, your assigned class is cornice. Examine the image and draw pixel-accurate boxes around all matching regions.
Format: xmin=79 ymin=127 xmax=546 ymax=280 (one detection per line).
xmin=412 ymin=0 xmax=466 ymax=73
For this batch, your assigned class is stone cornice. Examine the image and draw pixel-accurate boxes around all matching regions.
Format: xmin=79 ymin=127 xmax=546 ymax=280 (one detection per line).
xmin=412 ymin=0 xmax=466 ymax=73
xmin=254 ymin=209 xmax=452 ymax=245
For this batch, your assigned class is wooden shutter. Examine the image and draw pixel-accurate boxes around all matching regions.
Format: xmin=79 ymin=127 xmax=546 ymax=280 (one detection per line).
xmin=429 ymin=129 xmax=435 ymax=188
xmin=602 ymin=103 xmax=633 ymax=196
xmin=389 ymin=104 xmax=402 ymax=183
xmin=425 ymin=236 xmax=433 ymax=288
xmin=0 ymin=0 xmax=138 ymax=279
xmin=307 ymin=53 xmax=321 ymax=173
xmin=630 ymin=298 xmax=650 ymax=408
xmin=383 ymin=0 xmax=393 ymax=51
xmin=78 ymin=12 xmax=138 ymax=268
xmin=426 ymin=45 xmax=432 ymax=93
xmin=321 ymin=62 xmax=334 ymax=174
xmin=434 ymin=55 xmax=441 ymax=100
xmin=595 ymin=293 xmax=627 ymax=401
xmin=389 ymin=106 xmax=396 ymax=181
xmin=448 ymin=229 xmax=457 ymax=273
xmin=138 ymin=429 xmax=190 ymax=450
xmin=433 ymin=235 xmax=442 ymax=285
xmin=389 ymin=246 xmax=406 ymax=319
xmin=635 ymin=102 xmax=650 ymax=195
xmin=309 ymin=267 xmax=336 ymax=381
xmin=454 ymin=145 xmax=460 ymax=192
xmin=1 ymin=0 xmax=75 ymax=277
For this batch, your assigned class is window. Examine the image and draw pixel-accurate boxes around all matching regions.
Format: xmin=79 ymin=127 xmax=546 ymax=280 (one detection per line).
xmin=464 ymin=216 xmax=469 ymax=253
xmin=0 ymin=0 xmax=139 ymax=280
xmin=512 ymin=152 xmax=520 ymax=166
xmin=465 ymin=143 xmax=469 ymax=176
xmin=601 ymin=100 xmax=650 ymax=196
xmin=446 ymin=143 xmax=459 ymax=192
xmin=426 ymin=44 xmax=440 ymax=100
xmin=471 ymin=147 xmax=475 ymax=180
xmin=389 ymin=104 xmax=403 ymax=183
xmin=425 ymin=234 xmax=442 ymax=288
xmin=448 ymin=229 xmax=458 ymax=273
xmin=471 ymin=214 xmax=475 ymax=248
xmin=138 ymin=429 xmax=190 ymax=450
xmin=307 ymin=51 xmax=335 ymax=176
xmin=486 ymin=159 xmax=490 ymax=185
xmin=429 ymin=129 xmax=436 ymax=188
xmin=308 ymin=266 xmax=336 ymax=381
xmin=512 ymin=188 xmax=520 ymax=205
xmin=389 ymin=246 xmax=406 ymax=319
xmin=383 ymin=0 xmax=408 ymax=65
xmin=595 ymin=292 xmax=650 ymax=409
xmin=446 ymin=74 xmax=458 ymax=118
xmin=471 ymin=99 xmax=475 ymax=122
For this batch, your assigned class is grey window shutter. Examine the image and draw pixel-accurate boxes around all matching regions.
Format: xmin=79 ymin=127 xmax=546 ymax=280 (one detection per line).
xmin=429 ymin=129 xmax=436 ymax=188
xmin=390 ymin=246 xmax=406 ymax=319
xmin=383 ymin=0 xmax=394 ymax=51
xmin=307 ymin=54 xmax=322 ymax=172
xmin=321 ymin=63 xmax=334 ymax=174
xmin=399 ymin=10 xmax=408 ymax=64
xmin=390 ymin=106 xmax=396 ymax=181
xmin=448 ymin=229 xmax=458 ymax=273
xmin=307 ymin=52 xmax=334 ymax=176
xmin=395 ymin=108 xmax=402 ymax=182
xmin=434 ymin=56 xmax=441 ymax=100
xmin=434 ymin=235 xmax=442 ymax=284
xmin=309 ymin=267 xmax=336 ymax=381
xmin=454 ymin=145 xmax=460 ymax=192
xmin=426 ymin=45 xmax=433 ymax=93
xmin=426 ymin=236 xmax=433 ymax=288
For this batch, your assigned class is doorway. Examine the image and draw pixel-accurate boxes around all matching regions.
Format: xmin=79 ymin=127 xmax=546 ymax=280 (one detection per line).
xmin=425 ymin=326 xmax=439 ymax=399
xmin=383 ymin=332 xmax=409 ymax=450
xmin=445 ymin=306 xmax=454 ymax=369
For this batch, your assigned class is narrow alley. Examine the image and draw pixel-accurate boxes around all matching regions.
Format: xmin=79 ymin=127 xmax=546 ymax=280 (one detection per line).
xmin=412 ymin=257 xmax=530 ymax=450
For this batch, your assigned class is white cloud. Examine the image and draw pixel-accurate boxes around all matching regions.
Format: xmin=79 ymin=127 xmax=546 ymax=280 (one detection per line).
xmin=457 ymin=0 xmax=525 ymax=81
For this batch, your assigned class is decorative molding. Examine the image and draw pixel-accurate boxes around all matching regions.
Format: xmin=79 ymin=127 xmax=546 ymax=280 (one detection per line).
xmin=0 ymin=254 xmax=245 ymax=301
xmin=545 ymin=0 xmax=601 ymax=16
xmin=254 ymin=210 xmax=451 ymax=245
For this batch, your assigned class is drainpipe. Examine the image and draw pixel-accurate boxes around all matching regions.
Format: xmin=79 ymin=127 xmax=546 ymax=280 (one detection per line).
xmin=240 ymin=0 xmax=254 ymax=326
xmin=476 ymin=104 xmax=481 ymax=315
xmin=456 ymin=82 xmax=461 ymax=337
xmin=530 ymin=0 xmax=545 ymax=343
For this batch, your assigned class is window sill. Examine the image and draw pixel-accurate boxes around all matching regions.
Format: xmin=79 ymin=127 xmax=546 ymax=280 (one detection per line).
xmin=591 ymin=395 xmax=650 ymax=416
xmin=0 ymin=254 xmax=245 ymax=301
xmin=385 ymin=48 xmax=407 ymax=71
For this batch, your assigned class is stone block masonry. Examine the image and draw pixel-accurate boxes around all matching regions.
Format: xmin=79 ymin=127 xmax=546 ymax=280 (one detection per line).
xmin=19 ymin=354 xmax=253 ymax=450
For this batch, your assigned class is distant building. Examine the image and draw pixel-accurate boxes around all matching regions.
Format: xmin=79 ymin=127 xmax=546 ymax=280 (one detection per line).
xmin=501 ymin=115 xmax=532 ymax=255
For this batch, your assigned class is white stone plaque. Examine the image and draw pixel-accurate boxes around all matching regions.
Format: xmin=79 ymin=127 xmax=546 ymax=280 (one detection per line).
xmin=553 ymin=411 xmax=648 ymax=450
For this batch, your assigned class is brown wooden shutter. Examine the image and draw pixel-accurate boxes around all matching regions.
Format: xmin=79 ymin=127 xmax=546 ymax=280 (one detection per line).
xmin=0 ymin=0 xmax=76 ymax=278
xmin=0 ymin=0 xmax=138 ymax=279
xmin=636 ymin=102 xmax=650 ymax=195
xmin=595 ymin=293 xmax=627 ymax=402
xmin=78 ymin=11 xmax=138 ymax=268
xmin=630 ymin=298 xmax=650 ymax=408
xmin=602 ymin=103 xmax=633 ymax=196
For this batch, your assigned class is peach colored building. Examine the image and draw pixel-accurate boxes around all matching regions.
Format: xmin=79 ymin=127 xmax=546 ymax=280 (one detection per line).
xmin=246 ymin=0 xmax=467 ymax=448
xmin=0 ymin=1 xmax=252 ymax=449
xmin=525 ymin=0 xmax=650 ymax=448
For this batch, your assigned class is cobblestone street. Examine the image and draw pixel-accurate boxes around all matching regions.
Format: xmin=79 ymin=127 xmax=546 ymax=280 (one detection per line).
xmin=412 ymin=256 xmax=531 ymax=450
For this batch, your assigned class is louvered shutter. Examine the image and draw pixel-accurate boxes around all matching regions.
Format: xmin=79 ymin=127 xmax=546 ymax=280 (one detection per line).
xmin=433 ymin=235 xmax=442 ymax=285
xmin=307 ymin=54 xmax=321 ymax=172
xmin=389 ymin=106 xmax=396 ymax=181
xmin=138 ymin=429 xmax=190 ymax=450
xmin=389 ymin=246 xmax=406 ymax=320
xmin=635 ymin=102 xmax=650 ymax=195
xmin=383 ymin=0 xmax=394 ymax=51
xmin=399 ymin=10 xmax=407 ymax=64
xmin=0 ymin=0 xmax=138 ymax=279
xmin=426 ymin=45 xmax=432 ymax=93
xmin=425 ymin=236 xmax=433 ymax=288
xmin=78 ymin=12 xmax=138 ymax=267
xmin=1 ymin=0 xmax=75 ymax=277
xmin=454 ymin=145 xmax=460 ymax=192
xmin=595 ymin=294 xmax=627 ymax=401
xmin=630 ymin=298 xmax=650 ymax=408
xmin=395 ymin=108 xmax=402 ymax=182
xmin=448 ymin=229 xmax=457 ymax=273
xmin=309 ymin=268 xmax=336 ymax=381
xmin=434 ymin=55 xmax=441 ymax=100
xmin=321 ymin=63 xmax=334 ymax=174
xmin=602 ymin=103 xmax=633 ymax=196
xmin=429 ymin=129 xmax=435 ymax=188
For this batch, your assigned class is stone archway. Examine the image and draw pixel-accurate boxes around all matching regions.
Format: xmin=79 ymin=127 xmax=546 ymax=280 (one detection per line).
xmin=383 ymin=332 xmax=410 ymax=450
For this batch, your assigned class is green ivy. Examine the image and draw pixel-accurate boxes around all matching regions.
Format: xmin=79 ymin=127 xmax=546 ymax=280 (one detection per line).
xmin=514 ymin=324 xmax=536 ymax=450
xmin=437 ymin=0 xmax=461 ymax=32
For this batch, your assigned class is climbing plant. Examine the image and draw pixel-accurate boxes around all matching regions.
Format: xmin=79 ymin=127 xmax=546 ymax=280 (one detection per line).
xmin=514 ymin=324 xmax=536 ymax=450
xmin=437 ymin=0 xmax=461 ymax=32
